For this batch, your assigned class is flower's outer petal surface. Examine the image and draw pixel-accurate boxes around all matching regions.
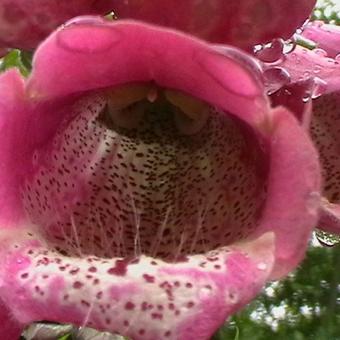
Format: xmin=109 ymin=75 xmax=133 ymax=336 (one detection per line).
xmin=0 ymin=231 xmax=275 ymax=340
xmin=254 ymin=106 xmax=321 ymax=279
xmin=310 ymin=93 xmax=340 ymax=235
xmin=27 ymin=18 xmax=268 ymax=126
xmin=0 ymin=0 xmax=114 ymax=49
xmin=281 ymin=45 xmax=340 ymax=94
xmin=0 ymin=299 xmax=23 ymax=340
xmin=0 ymin=69 xmax=28 ymax=225
xmin=302 ymin=21 xmax=340 ymax=59
xmin=113 ymin=0 xmax=316 ymax=50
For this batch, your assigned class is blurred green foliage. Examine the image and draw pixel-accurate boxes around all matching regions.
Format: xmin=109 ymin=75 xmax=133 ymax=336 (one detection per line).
xmin=0 ymin=49 xmax=32 ymax=76
xmin=213 ymin=245 xmax=340 ymax=340
xmin=313 ymin=0 xmax=340 ymax=24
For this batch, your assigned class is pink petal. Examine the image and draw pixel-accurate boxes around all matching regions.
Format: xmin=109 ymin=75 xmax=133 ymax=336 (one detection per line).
xmin=0 ymin=20 xmax=321 ymax=337
xmin=302 ymin=21 xmax=340 ymax=59
xmin=0 ymin=230 xmax=275 ymax=339
xmin=280 ymin=45 xmax=340 ymax=94
xmin=279 ymin=47 xmax=340 ymax=235
xmin=0 ymin=0 xmax=114 ymax=49
xmin=113 ymin=0 xmax=316 ymax=50
xmin=27 ymin=18 xmax=266 ymax=123
xmin=0 ymin=300 xmax=23 ymax=340
xmin=310 ymin=93 xmax=340 ymax=235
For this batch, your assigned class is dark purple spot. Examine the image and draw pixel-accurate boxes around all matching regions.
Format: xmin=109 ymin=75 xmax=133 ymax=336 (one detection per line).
xmin=151 ymin=313 xmax=163 ymax=320
xmin=73 ymin=281 xmax=83 ymax=289
xmin=143 ymin=274 xmax=155 ymax=283
xmin=108 ymin=259 xmax=129 ymax=276
xmin=70 ymin=268 xmax=80 ymax=275
xmin=81 ymin=300 xmax=90 ymax=307
xmin=125 ymin=301 xmax=135 ymax=310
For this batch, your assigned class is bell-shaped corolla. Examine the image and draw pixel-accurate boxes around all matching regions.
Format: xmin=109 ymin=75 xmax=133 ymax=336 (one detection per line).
xmin=0 ymin=18 xmax=320 ymax=340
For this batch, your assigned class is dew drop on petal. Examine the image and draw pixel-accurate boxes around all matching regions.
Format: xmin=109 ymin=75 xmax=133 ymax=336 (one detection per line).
xmin=263 ymin=67 xmax=291 ymax=94
xmin=311 ymin=78 xmax=327 ymax=99
xmin=314 ymin=48 xmax=328 ymax=58
xmin=255 ymin=39 xmax=284 ymax=63
xmin=282 ymin=36 xmax=297 ymax=55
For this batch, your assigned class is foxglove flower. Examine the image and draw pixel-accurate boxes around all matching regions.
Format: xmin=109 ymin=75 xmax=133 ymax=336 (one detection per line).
xmin=0 ymin=18 xmax=320 ymax=339
xmin=113 ymin=0 xmax=316 ymax=50
xmin=273 ymin=43 xmax=340 ymax=235
xmin=0 ymin=0 xmax=114 ymax=49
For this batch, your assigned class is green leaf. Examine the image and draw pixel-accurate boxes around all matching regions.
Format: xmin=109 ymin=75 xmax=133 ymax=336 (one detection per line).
xmin=0 ymin=49 xmax=31 ymax=76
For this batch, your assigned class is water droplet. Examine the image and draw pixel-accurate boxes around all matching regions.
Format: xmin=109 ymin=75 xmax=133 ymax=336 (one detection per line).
xmin=311 ymin=78 xmax=327 ymax=99
xmin=302 ymin=93 xmax=311 ymax=103
xmin=303 ymin=71 xmax=311 ymax=78
xmin=314 ymin=48 xmax=328 ymax=57
xmin=313 ymin=65 xmax=322 ymax=74
xmin=263 ymin=67 xmax=291 ymax=94
xmin=255 ymin=39 xmax=284 ymax=63
xmin=315 ymin=229 xmax=340 ymax=247
xmin=282 ymin=36 xmax=297 ymax=55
